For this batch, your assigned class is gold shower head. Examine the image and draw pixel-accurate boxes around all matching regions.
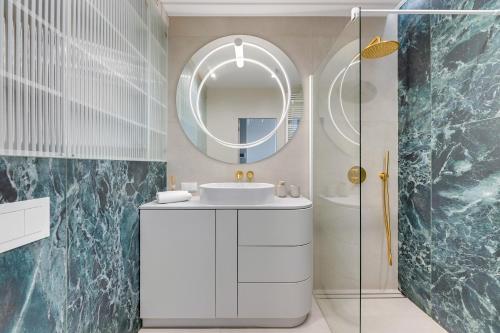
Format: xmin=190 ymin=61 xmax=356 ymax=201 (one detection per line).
xmin=361 ymin=36 xmax=399 ymax=59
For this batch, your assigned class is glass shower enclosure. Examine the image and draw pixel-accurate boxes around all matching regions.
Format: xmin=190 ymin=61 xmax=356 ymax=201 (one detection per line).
xmin=313 ymin=6 xmax=499 ymax=333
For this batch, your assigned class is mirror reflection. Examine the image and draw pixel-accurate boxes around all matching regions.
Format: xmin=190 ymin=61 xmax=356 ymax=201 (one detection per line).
xmin=176 ymin=35 xmax=303 ymax=164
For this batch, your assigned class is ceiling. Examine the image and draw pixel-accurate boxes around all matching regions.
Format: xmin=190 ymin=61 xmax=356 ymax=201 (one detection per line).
xmin=161 ymin=0 xmax=403 ymax=17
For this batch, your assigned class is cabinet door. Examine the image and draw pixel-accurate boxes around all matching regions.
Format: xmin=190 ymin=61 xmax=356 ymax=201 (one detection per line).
xmin=216 ymin=210 xmax=237 ymax=318
xmin=140 ymin=209 xmax=215 ymax=319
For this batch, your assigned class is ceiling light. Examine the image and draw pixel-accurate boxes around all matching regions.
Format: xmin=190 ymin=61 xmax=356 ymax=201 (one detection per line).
xmin=234 ymin=38 xmax=244 ymax=68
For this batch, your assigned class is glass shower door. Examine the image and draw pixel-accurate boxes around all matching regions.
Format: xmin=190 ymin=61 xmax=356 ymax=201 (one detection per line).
xmin=313 ymin=13 xmax=362 ymax=333
xmin=358 ymin=11 xmax=404 ymax=333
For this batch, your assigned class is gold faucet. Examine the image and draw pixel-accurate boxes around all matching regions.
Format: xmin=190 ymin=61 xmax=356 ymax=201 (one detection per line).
xmin=246 ymin=171 xmax=254 ymax=182
xmin=235 ymin=170 xmax=244 ymax=182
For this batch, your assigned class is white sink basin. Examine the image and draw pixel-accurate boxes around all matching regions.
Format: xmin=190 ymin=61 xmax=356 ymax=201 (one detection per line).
xmin=200 ymin=182 xmax=275 ymax=205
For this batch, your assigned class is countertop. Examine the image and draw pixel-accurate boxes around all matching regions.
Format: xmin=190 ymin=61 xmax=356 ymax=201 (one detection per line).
xmin=140 ymin=196 xmax=312 ymax=210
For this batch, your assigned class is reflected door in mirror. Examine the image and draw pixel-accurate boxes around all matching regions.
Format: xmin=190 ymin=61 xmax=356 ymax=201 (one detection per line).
xmin=239 ymin=118 xmax=278 ymax=163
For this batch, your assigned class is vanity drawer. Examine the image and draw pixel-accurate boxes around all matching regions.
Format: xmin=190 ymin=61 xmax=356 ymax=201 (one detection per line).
xmin=238 ymin=278 xmax=312 ymax=318
xmin=238 ymin=243 xmax=312 ymax=283
xmin=238 ymin=208 xmax=312 ymax=246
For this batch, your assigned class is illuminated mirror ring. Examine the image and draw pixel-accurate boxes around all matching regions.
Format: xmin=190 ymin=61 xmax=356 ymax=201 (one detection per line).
xmin=339 ymin=54 xmax=360 ymax=135
xmin=176 ymin=34 xmax=304 ymax=164
xmin=242 ymin=42 xmax=292 ymax=111
xmin=187 ymin=41 xmax=292 ymax=149
xmin=188 ymin=41 xmax=292 ymax=115
xmin=327 ymin=57 xmax=360 ymax=146
xmin=194 ymin=58 xmax=287 ymax=148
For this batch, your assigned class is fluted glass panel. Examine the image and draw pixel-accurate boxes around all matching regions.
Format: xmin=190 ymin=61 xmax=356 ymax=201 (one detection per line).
xmin=0 ymin=0 xmax=168 ymax=161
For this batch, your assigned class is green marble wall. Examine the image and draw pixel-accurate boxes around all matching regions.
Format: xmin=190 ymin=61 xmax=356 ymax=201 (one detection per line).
xmin=398 ymin=1 xmax=500 ymax=332
xmin=0 ymin=157 xmax=166 ymax=333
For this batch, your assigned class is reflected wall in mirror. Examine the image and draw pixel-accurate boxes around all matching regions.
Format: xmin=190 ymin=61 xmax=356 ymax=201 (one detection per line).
xmin=176 ymin=35 xmax=303 ymax=164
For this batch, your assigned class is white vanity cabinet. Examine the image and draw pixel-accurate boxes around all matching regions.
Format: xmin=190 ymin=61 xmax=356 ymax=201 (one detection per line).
xmin=140 ymin=209 xmax=216 ymax=319
xmin=140 ymin=197 xmax=312 ymax=328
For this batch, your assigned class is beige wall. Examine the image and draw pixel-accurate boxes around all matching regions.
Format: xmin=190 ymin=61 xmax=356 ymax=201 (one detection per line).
xmin=167 ymin=17 xmax=349 ymax=197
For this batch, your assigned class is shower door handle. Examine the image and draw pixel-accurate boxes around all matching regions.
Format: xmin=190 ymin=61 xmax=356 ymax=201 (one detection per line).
xmin=378 ymin=151 xmax=393 ymax=266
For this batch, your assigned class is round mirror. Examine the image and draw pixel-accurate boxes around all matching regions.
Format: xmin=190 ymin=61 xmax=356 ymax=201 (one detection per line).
xmin=176 ymin=35 xmax=303 ymax=164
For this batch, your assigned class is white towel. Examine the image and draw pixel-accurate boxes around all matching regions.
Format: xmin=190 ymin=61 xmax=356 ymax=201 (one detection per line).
xmin=156 ymin=191 xmax=192 ymax=204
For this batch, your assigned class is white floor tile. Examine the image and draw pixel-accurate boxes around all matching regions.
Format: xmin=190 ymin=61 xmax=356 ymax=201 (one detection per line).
xmin=139 ymin=296 xmax=445 ymax=333
xmin=139 ymin=298 xmax=329 ymax=333
xmin=140 ymin=329 xmax=221 ymax=333
xmin=220 ymin=298 xmax=330 ymax=333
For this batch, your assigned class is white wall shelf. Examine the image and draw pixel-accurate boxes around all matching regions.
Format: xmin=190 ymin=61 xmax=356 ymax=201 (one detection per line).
xmin=0 ymin=198 xmax=50 ymax=254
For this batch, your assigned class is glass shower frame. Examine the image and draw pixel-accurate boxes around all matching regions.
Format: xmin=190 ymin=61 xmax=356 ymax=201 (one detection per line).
xmin=313 ymin=10 xmax=362 ymax=332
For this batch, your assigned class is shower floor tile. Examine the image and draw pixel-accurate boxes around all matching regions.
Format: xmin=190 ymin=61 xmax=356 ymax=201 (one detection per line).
xmin=316 ymin=297 xmax=446 ymax=333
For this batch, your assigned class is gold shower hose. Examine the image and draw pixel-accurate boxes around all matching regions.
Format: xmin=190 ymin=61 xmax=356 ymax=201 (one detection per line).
xmin=379 ymin=151 xmax=393 ymax=266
